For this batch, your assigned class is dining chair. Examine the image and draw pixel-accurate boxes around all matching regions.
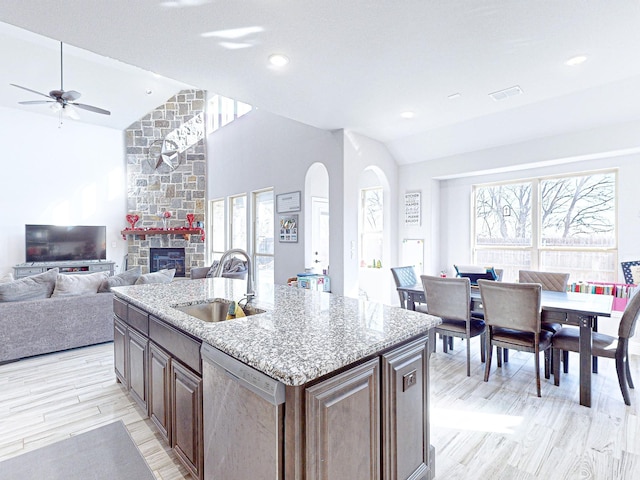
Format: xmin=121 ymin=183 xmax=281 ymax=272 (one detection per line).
xmin=518 ymin=270 xmax=569 ymax=335
xmin=421 ymin=275 xmax=486 ymax=376
xmin=391 ymin=266 xmax=428 ymax=312
xmin=478 ymin=279 xmax=552 ymax=397
xmin=551 ymin=290 xmax=640 ymax=405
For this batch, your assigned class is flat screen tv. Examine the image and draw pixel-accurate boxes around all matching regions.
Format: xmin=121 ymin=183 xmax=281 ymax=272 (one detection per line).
xmin=25 ymin=224 xmax=107 ymax=263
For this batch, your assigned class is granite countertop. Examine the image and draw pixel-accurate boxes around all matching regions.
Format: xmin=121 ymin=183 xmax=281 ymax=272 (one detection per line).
xmin=111 ymin=279 xmax=441 ymax=386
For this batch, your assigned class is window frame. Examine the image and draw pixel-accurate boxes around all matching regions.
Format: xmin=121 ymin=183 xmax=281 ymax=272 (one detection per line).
xmin=472 ymin=168 xmax=618 ymax=282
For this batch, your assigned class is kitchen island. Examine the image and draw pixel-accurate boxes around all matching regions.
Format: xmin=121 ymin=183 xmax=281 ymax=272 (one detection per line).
xmin=112 ymin=278 xmax=441 ymax=480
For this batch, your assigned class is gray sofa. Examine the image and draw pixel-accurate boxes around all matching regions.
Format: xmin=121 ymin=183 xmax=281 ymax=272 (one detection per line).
xmin=0 ymin=292 xmax=114 ymax=364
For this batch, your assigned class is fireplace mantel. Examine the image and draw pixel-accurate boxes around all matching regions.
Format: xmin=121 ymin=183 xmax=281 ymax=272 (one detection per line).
xmin=121 ymin=228 xmax=205 ymax=241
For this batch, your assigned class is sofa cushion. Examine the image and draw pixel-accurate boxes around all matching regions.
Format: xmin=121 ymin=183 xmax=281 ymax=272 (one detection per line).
xmin=0 ymin=272 xmax=14 ymax=283
xmin=135 ymin=268 xmax=176 ymax=284
xmin=0 ymin=268 xmax=58 ymax=302
xmin=98 ymin=267 xmax=142 ymax=292
xmin=51 ymin=271 xmax=110 ymax=297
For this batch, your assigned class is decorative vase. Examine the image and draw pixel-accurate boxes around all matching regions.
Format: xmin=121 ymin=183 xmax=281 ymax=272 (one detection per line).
xmin=162 ymin=218 xmax=168 ymax=230
xmin=187 ymin=213 xmax=195 ymax=229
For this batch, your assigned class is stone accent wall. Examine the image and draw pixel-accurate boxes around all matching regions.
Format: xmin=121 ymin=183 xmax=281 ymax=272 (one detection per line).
xmin=124 ymin=89 xmax=207 ymax=275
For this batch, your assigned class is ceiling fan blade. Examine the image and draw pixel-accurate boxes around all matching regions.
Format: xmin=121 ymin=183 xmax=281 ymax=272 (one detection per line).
xmin=10 ymin=83 xmax=52 ymax=99
xmin=18 ymin=100 xmax=55 ymax=105
xmin=61 ymin=90 xmax=81 ymax=101
xmin=71 ymin=102 xmax=111 ymax=115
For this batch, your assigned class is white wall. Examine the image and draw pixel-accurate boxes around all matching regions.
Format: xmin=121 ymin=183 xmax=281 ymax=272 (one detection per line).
xmin=206 ymin=109 xmax=345 ymax=291
xmin=398 ymin=118 xmax=640 ymax=280
xmin=0 ymin=107 xmax=127 ymax=276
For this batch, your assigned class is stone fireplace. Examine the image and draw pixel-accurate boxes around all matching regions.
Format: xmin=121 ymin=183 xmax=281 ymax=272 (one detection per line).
xmin=124 ymin=89 xmax=207 ymax=276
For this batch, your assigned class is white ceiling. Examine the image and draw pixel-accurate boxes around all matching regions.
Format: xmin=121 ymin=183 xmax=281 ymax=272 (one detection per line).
xmin=2 ymin=0 xmax=640 ymax=165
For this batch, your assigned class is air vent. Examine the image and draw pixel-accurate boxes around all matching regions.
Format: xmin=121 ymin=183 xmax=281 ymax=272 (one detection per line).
xmin=489 ymin=85 xmax=523 ymax=101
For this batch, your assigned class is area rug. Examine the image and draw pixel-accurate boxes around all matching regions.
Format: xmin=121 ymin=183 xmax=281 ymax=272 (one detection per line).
xmin=0 ymin=420 xmax=155 ymax=480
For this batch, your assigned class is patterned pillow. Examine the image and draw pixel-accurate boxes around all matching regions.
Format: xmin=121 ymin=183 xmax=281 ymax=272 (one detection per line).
xmin=0 ymin=268 xmax=58 ymax=302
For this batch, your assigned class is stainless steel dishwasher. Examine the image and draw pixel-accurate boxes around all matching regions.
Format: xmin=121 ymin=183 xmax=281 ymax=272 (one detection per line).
xmin=201 ymin=343 xmax=286 ymax=480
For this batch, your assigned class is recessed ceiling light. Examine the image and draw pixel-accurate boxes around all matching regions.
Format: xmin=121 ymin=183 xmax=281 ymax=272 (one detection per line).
xmin=268 ymin=54 xmax=289 ymax=67
xmin=448 ymin=93 xmax=461 ymax=100
xmin=401 ymin=111 xmax=415 ymax=119
xmin=566 ymin=55 xmax=587 ymax=66
xmin=146 ymin=89 xmax=153 ymax=95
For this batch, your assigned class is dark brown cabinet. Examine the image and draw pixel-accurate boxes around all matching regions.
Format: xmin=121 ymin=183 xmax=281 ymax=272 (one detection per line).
xmin=113 ymin=316 xmax=127 ymax=385
xmin=381 ymin=336 xmax=431 ymax=480
xmin=171 ymin=360 xmax=203 ymax=479
xmin=128 ymin=328 xmax=148 ymax=411
xmin=303 ymin=335 xmax=432 ymax=480
xmin=113 ymin=298 xmax=203 ymax=480
xmin=305 ymin=358 xmax=381 ymax=480
xmin=149 ymin=342 xmax=171 ymax=443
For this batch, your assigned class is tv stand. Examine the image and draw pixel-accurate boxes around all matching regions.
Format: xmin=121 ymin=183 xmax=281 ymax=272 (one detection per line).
xmin=13 ymin=260 xmax=115 ymax=279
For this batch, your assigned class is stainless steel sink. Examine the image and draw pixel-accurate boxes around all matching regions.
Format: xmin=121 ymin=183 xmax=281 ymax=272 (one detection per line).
xmin=174 ymin=299 xmax=265 ymax=323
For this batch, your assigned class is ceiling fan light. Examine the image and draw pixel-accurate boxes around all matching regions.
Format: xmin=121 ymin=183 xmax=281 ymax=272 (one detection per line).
xmin=63 ymin=104 xmax=80 ymax=120
xmin=50 ymin=102 xmax=62 ymax=113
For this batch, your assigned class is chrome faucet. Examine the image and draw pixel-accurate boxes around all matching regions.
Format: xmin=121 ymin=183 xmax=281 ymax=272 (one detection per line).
xmin=214 ymin=249 xmax=255 ymax=302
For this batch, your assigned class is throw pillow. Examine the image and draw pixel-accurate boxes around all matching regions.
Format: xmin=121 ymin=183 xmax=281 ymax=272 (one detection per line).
xmin=98 ymin=266 xmax=142 ymax=293
xmin=0 ymin=268 xmax=58 ymax=302
xmin=0 ymin=272 xmax=14 ymax=283
xmin=135 ymin=268 xmax=176 ymax=285
xmin=631 ymin=265 xmax=640 ymax=285
xmin=51 ymin=271 xmax=110 ymax=297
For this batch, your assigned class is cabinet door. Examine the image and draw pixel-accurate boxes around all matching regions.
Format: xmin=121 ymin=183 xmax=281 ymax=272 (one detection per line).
xmin=113 ymin=317 xmax=127 ymax=386
xmin=382 ymin=336 xmax=430 ymax=480
xmin=128 ymin=327 xmax=148 ymax=412
xmin=149 ymin=342 xmax=171 ymax=443
xmin=306 ymin=358 xmax=381 ymax=480
xmin=171 ymin=361 xmax=203 ymax=480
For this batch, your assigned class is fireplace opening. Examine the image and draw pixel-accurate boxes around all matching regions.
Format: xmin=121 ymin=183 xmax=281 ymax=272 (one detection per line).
xmin=150 ymin=248 xmax=186 ymax=277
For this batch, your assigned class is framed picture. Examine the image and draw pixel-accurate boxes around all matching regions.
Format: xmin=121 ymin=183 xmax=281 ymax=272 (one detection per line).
xmin=277 ymin=191 xmax=301 ymax=213
xmin=279 ymin=214 xmax=298 ymax=243
xmin=404 ymin=191 xmax=421 ymax=226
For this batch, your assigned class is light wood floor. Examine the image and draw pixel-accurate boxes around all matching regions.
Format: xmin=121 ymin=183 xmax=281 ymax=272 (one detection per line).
xmin=1 ymin=338 xmax=639 ymax=479
xmin=0 ymin=343 xmax=192 ymax=480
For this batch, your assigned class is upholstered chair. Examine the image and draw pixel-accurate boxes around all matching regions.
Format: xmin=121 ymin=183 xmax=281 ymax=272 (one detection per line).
xmin=421 ymin=275 xmax=486 ymax=376
xmin=552 ymin=290 xmax=640 ymax=405
xmin=391 ymin=266 xmax=428 ymax=312
xmin=478 ymin=279 xmax=552 ymax=397
xmin=518 ymin=270 xmax=570 ymax=335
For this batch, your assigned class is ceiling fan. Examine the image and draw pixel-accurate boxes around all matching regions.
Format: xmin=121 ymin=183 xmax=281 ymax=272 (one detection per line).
xmin=10 ymin=42 xmax=111 ymax=118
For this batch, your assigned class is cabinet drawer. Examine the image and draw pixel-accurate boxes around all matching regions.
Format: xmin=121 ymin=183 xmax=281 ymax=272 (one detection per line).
xmin=149 ymin=316 xmax=202 ymax=374
xmin=113 ymin=297 xmax=128 ymax=321
xmin=128 ymin=304 xmax=149 ymax=335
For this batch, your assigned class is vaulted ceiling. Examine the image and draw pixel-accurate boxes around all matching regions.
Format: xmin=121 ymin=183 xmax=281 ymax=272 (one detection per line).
xmin=2 ymin=1 xmax=640 ymax=164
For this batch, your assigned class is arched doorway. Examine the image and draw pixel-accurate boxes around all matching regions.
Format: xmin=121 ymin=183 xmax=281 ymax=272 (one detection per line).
xmin=304 ymin=163 xmax=330 ymax=274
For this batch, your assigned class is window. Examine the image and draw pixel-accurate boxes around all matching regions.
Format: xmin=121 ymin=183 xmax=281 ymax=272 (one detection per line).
xmin=208 ymin=198 xmax=225 ymax=260
xmin=360 ymin=187 xmax=384 ymax=267
xmin=474 ymin=170 xmax=616 ymax=283
xmin=253 ymin=189 xmax=274 ymax=296
xmin=230 ymin=194 xmax=247 ymax=251
xmin=207 ymin=94 xmax=253 ymax=133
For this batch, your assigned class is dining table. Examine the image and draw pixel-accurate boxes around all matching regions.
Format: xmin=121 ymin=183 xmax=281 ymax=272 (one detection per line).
xmin=397 ymin=283 xmax=614 ymax=407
